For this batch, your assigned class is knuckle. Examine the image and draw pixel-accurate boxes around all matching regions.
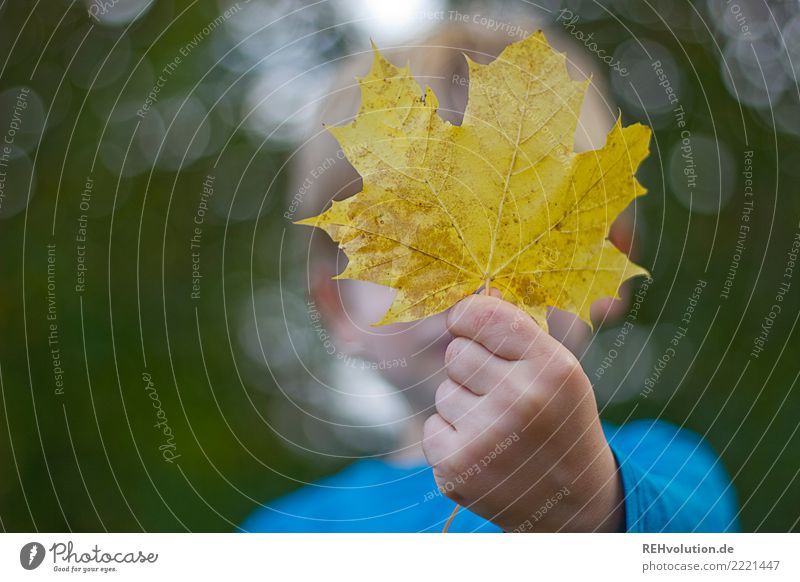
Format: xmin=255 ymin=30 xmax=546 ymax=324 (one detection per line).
xmin=434 ymin=380 xmax=451 ymax=412
xmin=517 ymin=327 xmax=546 ymax=359
xmin=507 ymin=360 xmax=535 ymax=392
xmin=422 ymin=414 xmax=440 ymax=440
xmin=444 ymin=337 xmax=469 ymax=367
xmin=421 ymin=417 xmax=440 ymax=460
xmin=515 ymin=384 xmax=543 ymax=419
xmin=470 ymin=304 xmax=503 ymax=336
xmin=549 ymin=351 xmax=583 ymax=385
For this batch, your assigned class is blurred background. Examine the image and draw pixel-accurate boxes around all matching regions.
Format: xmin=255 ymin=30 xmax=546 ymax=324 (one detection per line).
xmin=0 ymin=0 xmax=799 ymax=532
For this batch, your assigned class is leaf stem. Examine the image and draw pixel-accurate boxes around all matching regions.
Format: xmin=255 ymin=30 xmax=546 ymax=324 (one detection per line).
xmin=442 ymin=504 xmax=461 ymax=533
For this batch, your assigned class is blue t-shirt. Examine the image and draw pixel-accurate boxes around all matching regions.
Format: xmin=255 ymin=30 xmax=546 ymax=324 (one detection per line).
xmin=241 ymin=420 xmax=739 ymax=532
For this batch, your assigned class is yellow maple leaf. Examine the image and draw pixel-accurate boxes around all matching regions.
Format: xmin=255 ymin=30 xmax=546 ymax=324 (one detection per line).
xmin=297 ymin=31 xmax=651 ymax=328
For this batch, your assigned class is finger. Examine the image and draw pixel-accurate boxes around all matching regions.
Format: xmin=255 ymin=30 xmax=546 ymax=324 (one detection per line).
xmin=609 ymin=209 xmax=635 ymax=256
xmin=590 ymin=296 xmax=624 ymax=326
xmin=447 ymin=294 xmax=563 ymax=361
xmin=434 ymin=378 xmax=480 ymax=428
xmin=444 ymin=337 xmax=510 ymax=396
xmin=422 ymin=413 xmax=457 ymax=467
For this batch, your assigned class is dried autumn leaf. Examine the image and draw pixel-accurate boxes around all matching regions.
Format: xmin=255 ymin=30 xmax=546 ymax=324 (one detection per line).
xmin=297 ymin=31 xmax=651 ymax=328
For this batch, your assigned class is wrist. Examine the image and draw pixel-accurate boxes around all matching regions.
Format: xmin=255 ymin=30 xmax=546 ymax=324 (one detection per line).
xmin=577 ymin=444 xmax=625 ymax=532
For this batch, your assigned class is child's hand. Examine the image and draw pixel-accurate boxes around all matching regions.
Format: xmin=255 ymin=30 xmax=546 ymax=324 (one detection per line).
xmin=423 ymin=294 xmax=624 ymax=532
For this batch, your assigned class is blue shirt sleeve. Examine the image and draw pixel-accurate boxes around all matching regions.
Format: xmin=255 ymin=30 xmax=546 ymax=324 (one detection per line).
xmin=604 ymin=419 xmax=739 ymax=532
xmin=241 ymin=420 xmax=739 ymax=532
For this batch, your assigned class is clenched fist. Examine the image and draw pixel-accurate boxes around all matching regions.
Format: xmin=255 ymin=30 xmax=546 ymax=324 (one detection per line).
xmin=423 ymin=293 xmax=624 ymax=532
